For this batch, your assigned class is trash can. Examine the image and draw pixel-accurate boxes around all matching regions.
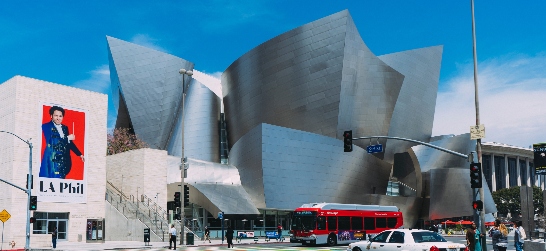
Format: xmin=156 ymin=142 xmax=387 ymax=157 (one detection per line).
xmin=186 ymin=232 xmax=194 ymax=245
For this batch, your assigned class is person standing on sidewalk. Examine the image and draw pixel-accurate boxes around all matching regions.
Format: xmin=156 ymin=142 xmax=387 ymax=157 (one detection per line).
xmin=204 ymin=226 xmax=211 ymax=243
xmin=169 ymin=224 xmax=177 ymax=250
xmin=514 ymin=221 xmax=526 ymax=251
xmin=51 ymin=226 xmax=58 ymax=249
xmin=226 ymin=225 xmax=234 ymax=248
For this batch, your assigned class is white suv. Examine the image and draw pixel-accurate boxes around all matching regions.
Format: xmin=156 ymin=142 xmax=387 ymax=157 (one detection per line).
xmin=347 ymin=229 xmax=465 ymax=251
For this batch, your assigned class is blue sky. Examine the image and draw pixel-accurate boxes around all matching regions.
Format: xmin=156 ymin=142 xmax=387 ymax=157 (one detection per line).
xmin=1 ymin=1 xmax=545 ymax=148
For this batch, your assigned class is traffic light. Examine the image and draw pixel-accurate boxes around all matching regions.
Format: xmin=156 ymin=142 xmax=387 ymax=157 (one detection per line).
xmin=174 ymin=192 xmax=181 ymax=208
xmin=174 ymin=213 xmax=181 ymax=220
xmin=472 ymin=200 xmax=483 ymax=211
xmin=469 ymin=162 xmax=482 ymax=188
xmin=30 ymin=217 xmax=36 ymax=223
xmin=184 ymin=185 xmax=190 ymax=207
xmin=29 ymin=196 xmax=37 ymax=210
xmin=343 ymin=130 xmax=353 ymax=152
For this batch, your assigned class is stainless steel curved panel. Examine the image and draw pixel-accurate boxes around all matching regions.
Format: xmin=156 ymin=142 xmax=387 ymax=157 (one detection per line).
xmin=337 ymin=14 xmax=405 ymax=152
xmin=229 ymin=123 xmax=392 ymax=210
xmin=222 ymin=10 xmax=350 ymax=148
xmin=379 ymin=46 xmax=443 ymax=163
xmin=107 ymin=36 xmax=194 ymax=149
xmin=167 ymin=78 xmax=221 ymax=162
xmin=184 ymin=158 xmax=259 ymax=214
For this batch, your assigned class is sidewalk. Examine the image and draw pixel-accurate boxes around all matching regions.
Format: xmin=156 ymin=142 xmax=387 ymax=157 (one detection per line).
xmin=20 ymin=236 xmax=288 ymax=251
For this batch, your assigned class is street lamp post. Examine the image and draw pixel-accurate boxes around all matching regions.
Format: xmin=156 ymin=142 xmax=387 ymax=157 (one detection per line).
xmin=470 ymin=1 xmax=486 ymax=250
xmin=0 ymin=131 xmax=33 ymax=250
xmin=179 ymin=68 xmax=193 ymax=245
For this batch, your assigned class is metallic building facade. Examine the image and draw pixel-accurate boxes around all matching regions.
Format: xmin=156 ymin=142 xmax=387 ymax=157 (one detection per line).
xmin=107 ymin=10 xmax=503 ymax=227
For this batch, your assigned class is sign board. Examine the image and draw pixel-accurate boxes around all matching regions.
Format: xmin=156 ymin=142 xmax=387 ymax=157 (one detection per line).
xmin=143 ymin=228 xmax=150 ymax=242
xmin=0 ymin=209 xmax=11 ymax=223
xmin=534 ymin=143 xmax=546 ymax=174
xmin=237 ymin=231 xmax=254 ymax=238
xmin=470 ymin=124 xmax=485 ymax=140
xmin=366 ymin=144 xmax=383 ymax=154
xmin=218 ymin=212 xmax=223 ymax=219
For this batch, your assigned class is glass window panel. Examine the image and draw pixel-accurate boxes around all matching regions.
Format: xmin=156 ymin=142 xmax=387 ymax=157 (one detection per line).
xmin=376 ymin=217 xmax=387 ymax=228
xmin=364 ymin=217 xmax=375 ymax=230
xmin=327 ymin=216 xmax=336 ymax=231
xmin=317 ymin=216 xmax=326 ymax=230
xmin=338 ymin=216 xmax=350 ymax=230
xmin=387 ymin=218 xmax=398 ymax=228
xmin=352 ymin=217 xmax=363 ymax=230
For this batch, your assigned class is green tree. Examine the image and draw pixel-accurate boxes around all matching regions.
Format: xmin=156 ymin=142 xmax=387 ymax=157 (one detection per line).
xmin=492 ymin=186 xmax=543 ymax=216
xmin=106 ymin=128 xmax=148 ymax=155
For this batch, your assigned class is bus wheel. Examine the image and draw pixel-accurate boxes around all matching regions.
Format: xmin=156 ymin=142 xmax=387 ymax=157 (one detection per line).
xmin=327 ymin=235 xmax=336 ymax=246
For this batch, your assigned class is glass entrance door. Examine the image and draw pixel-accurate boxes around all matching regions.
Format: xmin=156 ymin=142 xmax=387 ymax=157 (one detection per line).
xmin=48 ymin=220 xmax=68 ymax=240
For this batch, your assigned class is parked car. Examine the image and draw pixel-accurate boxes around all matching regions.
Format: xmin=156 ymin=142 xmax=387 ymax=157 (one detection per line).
xmin=347 ymin=229 xmax=466 ymax=251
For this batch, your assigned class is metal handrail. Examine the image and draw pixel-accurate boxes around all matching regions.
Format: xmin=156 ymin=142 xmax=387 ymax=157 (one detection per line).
xmin=105 ymin=182 xmax=168 ymax=240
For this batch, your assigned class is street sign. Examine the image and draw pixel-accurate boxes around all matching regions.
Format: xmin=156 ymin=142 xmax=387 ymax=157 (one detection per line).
xmin=470 ymin=124 xmax=485 ymax=140
xmin=0 ymin=209 xmax=11 ymax=223
xmin=366 ymin=144 xmax=383 ymax=153
xmin=218 ymin=212 xmax=223 ymax=219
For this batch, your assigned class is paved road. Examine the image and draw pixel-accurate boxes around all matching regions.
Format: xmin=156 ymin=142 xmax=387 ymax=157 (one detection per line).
xmin=20 ymin=234 xmax=522 ymax=251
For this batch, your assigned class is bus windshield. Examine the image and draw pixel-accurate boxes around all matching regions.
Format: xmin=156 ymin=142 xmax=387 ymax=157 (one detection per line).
xmin=291 ymin=211 xmax=317 ymax=231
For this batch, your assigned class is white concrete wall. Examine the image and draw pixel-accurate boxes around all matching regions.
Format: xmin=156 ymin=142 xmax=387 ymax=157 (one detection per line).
xmin=106 ymin=148 xmax=168 ymax=215
xmin=104 ymin=202 xmax=163 ymax=242
xmin=0 ymin=75 xmax=107 ymax=248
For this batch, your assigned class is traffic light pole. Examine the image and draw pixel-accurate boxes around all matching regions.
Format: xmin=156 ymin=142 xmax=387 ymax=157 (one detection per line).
xmin=470 ymin=1 xmax=486 ymax=250
xmin=179 ymin=68 xmax=193 ymax=245
xmin=0 ymin=131 xmax=33 ymax=250
xmin=352 ymin=136 xmax=469 ymax=159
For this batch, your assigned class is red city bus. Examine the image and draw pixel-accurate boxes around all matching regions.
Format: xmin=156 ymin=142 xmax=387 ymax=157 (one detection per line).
xmin=290 ymin=203 xmax=403 ymax=246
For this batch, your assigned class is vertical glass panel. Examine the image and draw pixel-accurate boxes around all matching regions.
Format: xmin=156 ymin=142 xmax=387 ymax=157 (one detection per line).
xmin=364 ymin=217 xmax=375 ymax=230
xmin=376 ymin=217 xmax=387 ymax=228
xmin=338 ymin=216 xmax=350 ymax=230
xmin=317 ymin=216 xmax=326 ymax=230
xmin=387 ymin=218 xmax=398 ymax=228
xmin=58 ymin=221 xmax=67 ymax=239
xmin=352 ymin=217 xmax=363 ymax=230
xmin=327 ymin=216 xmax=336 ymax=231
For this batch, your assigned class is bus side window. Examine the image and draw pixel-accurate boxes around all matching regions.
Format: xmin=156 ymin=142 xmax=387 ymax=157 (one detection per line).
xmin=352 ymin=217 xmax=363 ymax=231
xmin=364 ymin=217 xmax=375 ymax=230
xmin=317 ymin=216 xmax=326 ymax=230
xmin=327 ymin=216 xmax=337 ymax=231
xmin=338 ymin=216 xmax=350 ymax=230
xmin=376 ymin=217 xmax=387 ymax=228
xmin=387 ymin=218 xmax=397 ymax=228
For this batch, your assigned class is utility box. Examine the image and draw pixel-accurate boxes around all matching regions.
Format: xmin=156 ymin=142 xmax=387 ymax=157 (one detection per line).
xmin=144 ymin=228 xmax=150 ymax=243
xmin=186 ymin=232 xmax=194 ymax=245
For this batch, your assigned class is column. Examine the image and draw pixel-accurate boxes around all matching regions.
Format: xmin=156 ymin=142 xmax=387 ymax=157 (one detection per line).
xmin=517 ymin=156 xmax=521 ymax=186
xmin=526 ymin=158 xmax=531 ymax=186
xmin=491 ymin=153 xmax=497 ymax=192
xmin=504 ymin=155 xmax=509 ymax=188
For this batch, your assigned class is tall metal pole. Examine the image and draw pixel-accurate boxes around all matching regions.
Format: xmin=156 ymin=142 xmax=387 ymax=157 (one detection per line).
xmin=179 ymin=68 xmax=193 ymax=245
xmin=0 ymin=131 xmax=32 ymax=250
xmin=26 ymin=141 xmax=32 ymax=250
xmin=470 ymin=1 xmax=486 ymax=250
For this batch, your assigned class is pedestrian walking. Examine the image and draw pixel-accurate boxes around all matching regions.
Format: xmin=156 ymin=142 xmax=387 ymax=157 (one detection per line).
xmin=514 ymin=221 xmax=526 ymax=251
xmin=204 ymin=226 xmax=211 ymax=243
xmin=169 ymin=224 xmax=177 ymax=250
xmin=226 ymin=225 xmax=234 ymax=248
xmin=277 ymin=223 xmax=283 ymax=242
xmin=51 ymin=226 xmax=58 ymax=249
xmin=492 ymin=220 xmax=508 ymax=251
xmin=466 ymin=225 xmax=476 ymax=251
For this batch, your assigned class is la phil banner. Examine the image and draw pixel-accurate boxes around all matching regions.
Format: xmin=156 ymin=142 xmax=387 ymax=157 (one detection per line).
xmin=534 ymin=143 xmax=546 ymax=175
xmin=38 ymin=104 xmax=87 ymax=203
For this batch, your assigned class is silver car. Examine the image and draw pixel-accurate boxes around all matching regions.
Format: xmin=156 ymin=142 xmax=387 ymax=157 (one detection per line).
xmin=347 ymin=229 xmax=466 ymax=251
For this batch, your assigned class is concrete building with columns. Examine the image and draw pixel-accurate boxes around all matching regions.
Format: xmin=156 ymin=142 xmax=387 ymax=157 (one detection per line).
xmin=481 ymin=142 xmax=541 ymax=191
